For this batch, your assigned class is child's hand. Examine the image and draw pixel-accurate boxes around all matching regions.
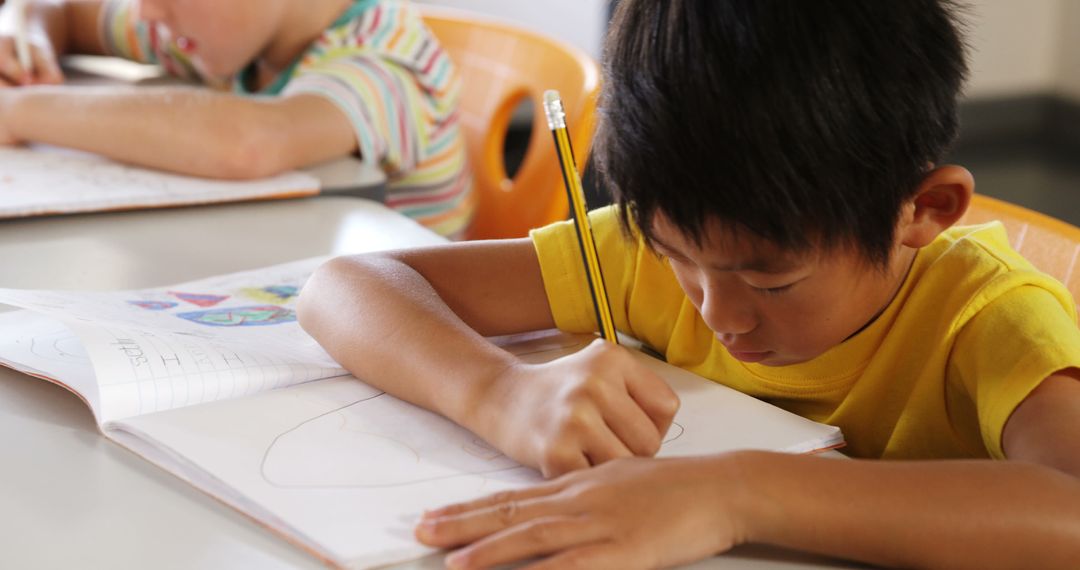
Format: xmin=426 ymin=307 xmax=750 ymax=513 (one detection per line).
xmin=0 ymin=35 xmax=64 ymax=87
xmin=416 ymin=455 xmax=748 ymax=569
xmin=479 ymin=339 xmax=680 ymax=478
xmin=0 ymin=90 xmax=16 ymax=144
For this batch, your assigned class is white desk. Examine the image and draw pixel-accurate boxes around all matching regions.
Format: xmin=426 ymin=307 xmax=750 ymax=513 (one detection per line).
xmin=0 ymin=199 xmax=858 ymax=569
xmin=303 ymin=156 xmax=387 ymax=199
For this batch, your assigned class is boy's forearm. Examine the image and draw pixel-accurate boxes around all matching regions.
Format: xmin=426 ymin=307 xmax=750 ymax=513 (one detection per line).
xmin=730 ymin=451 xmax=1080 ymax=568
xmin=3 ymin=86 xmax=291 ymax=178
xmin=297 ymin=255 xmax=525 ymax=436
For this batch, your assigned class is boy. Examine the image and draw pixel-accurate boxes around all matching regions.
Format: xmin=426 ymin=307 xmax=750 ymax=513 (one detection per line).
xmin=298 ymin=1 xmax=1080 ymax=568
xmin=0 ymin=0 xmax=473 ymax=237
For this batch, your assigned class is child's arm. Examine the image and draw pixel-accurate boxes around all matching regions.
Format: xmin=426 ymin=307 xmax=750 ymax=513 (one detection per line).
xmin=416 ymin=372 xmax=1080 ymax=569
xmin=0 ymin=0 xmax=105 ymax=85
xmin=0 ymin=86 xmax=357 ymax=178
xmin=297 ymin=242 xmax=680 ymax=478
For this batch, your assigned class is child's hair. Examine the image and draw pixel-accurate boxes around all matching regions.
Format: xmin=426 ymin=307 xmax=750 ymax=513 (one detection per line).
xmin=595 ymin=0 xmax=969 ymax=266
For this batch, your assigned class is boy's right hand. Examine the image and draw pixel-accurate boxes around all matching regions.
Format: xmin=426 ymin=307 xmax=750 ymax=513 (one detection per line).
xmin=0 ymin=35 xmax=64 ymax=86
xmin=478 ymin=339 xmax=680 ymax=478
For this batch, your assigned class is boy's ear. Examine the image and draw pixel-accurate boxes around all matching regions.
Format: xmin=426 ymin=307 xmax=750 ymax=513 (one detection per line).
xmin=897 ymin=165 xmax=974 ymax=248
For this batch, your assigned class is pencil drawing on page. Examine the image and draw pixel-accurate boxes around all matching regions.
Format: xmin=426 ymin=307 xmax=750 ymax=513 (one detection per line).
xmin=258 ymin=380 xmax=687 ymax=490
xmin=259 ymin=386 xmax=525 ymax=489
xmin=29 ymin=326 xmax=90 ymax=364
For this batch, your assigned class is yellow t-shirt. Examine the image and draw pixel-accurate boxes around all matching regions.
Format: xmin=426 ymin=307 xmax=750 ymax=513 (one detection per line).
xmin=531 ymin=206 xmax=1080 ymax=460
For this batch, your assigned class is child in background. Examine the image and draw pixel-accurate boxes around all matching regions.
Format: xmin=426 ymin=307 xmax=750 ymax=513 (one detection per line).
xmin=308 ymin=0 xmax=1080 ymax=568
xmin=0 ymin=0 xmax=474 ymax=237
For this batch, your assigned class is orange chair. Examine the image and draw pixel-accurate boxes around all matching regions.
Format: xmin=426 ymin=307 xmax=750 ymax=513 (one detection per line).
xmin=421 ymin=7 xmax=601 ymax=240
xmin=962 ymin=194 xmax=1080 ymax=299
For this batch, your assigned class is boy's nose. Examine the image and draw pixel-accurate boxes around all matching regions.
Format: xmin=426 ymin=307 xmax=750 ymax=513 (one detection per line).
xmin=699 ymin=286 xmax=757 ymax=337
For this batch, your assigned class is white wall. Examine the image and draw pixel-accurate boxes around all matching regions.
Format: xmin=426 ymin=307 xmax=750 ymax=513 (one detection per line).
xmin=1056 ymin=0 xmax=1080 ymax=99
xmin=962 ymin=0 xmax=1080 ymax=101
xmin=412 ymin=0 xmax=609 ymax=59
xmin=963 ymin=0 xmax=1063 ymax=99
xmin=414 ymin=0 xmax=1079 ymax=101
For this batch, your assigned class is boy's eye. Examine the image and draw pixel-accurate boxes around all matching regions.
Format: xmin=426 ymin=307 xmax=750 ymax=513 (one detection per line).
xmin=658 ymin=252 xmax=689 ymax=265
xmin=753 ymin=283 xmax=795 ymax=296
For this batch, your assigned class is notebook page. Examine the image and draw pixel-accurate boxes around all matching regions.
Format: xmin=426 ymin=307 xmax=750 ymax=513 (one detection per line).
xmin=0 ymin=311 xmax=102 ymax=420
xmin=0 ymin=258 xmax=346 ymax=422
xmin=0 ymin=145 xmax=319 ymax=218
xmin=511 ymin=339 xmax=845 ymax=457
xmin=110 ymin=336 xmax=843 ymax=569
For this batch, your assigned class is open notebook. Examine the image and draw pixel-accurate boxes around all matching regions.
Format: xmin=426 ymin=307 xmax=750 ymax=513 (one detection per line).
xmin=0 ymin=259 xmax=844 ymax=570
xmin=0 ymin=145 xmax=320 ymax=218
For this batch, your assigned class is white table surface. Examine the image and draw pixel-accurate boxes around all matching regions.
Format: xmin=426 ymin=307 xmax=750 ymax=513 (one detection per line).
xmin=0 ymin=199 xmax=859 ymax=569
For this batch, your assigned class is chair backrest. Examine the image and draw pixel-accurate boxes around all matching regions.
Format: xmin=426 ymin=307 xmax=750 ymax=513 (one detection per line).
xmin=961 ymin=193 xmax=1080 ymax=300
xmin=421 ymin=7 xmax=601 ymax=240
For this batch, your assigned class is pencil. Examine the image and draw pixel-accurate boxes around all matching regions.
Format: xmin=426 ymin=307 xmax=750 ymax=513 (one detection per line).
xmin=11 ymin=0 xmax=33 ymax=76
xmin=543 ymin=89 xmax=619 ymax=345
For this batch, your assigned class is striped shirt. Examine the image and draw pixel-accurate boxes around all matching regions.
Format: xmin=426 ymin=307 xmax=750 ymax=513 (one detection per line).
xmin=99 ymin=0 xmax=475 ymax=238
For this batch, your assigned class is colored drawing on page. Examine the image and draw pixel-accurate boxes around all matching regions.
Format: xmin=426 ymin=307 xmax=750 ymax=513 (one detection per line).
xmin=169 ymin=291 xmax=230 ymax=307
xmin=177 ymin=305 xmax=296 ymax=327
xmin=127 ymin=300 xmax=179 ymax=311
xmin=240 ymin=285 xmax=300 ymax=304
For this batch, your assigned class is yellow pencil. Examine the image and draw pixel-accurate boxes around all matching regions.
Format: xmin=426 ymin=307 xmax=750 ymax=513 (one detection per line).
xmin=544 ymin=90 xmax=619 ymax=345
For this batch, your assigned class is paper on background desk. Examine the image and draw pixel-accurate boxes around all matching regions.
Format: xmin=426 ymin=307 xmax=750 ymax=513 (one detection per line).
xmin=0 ymin=145 xmax=320 ymax=218
xmin=0 ymin=259 xmax=843 ymax=569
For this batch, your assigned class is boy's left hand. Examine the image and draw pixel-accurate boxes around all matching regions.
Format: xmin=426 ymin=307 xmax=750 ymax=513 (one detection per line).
xmin=415 ymin=455 xmax=749 ymax=569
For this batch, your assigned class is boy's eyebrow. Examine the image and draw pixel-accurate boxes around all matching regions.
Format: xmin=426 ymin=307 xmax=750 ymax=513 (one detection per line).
xmin=647 ymin=235 xmax=802 ymax=274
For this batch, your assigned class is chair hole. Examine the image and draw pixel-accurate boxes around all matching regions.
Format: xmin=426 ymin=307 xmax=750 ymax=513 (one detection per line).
xmin=503 ymin=97 xmax=534 ymax=180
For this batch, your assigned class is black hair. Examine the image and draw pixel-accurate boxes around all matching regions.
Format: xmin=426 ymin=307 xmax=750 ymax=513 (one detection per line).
xmin=595 ymin=0 xmax=969 ymax=266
